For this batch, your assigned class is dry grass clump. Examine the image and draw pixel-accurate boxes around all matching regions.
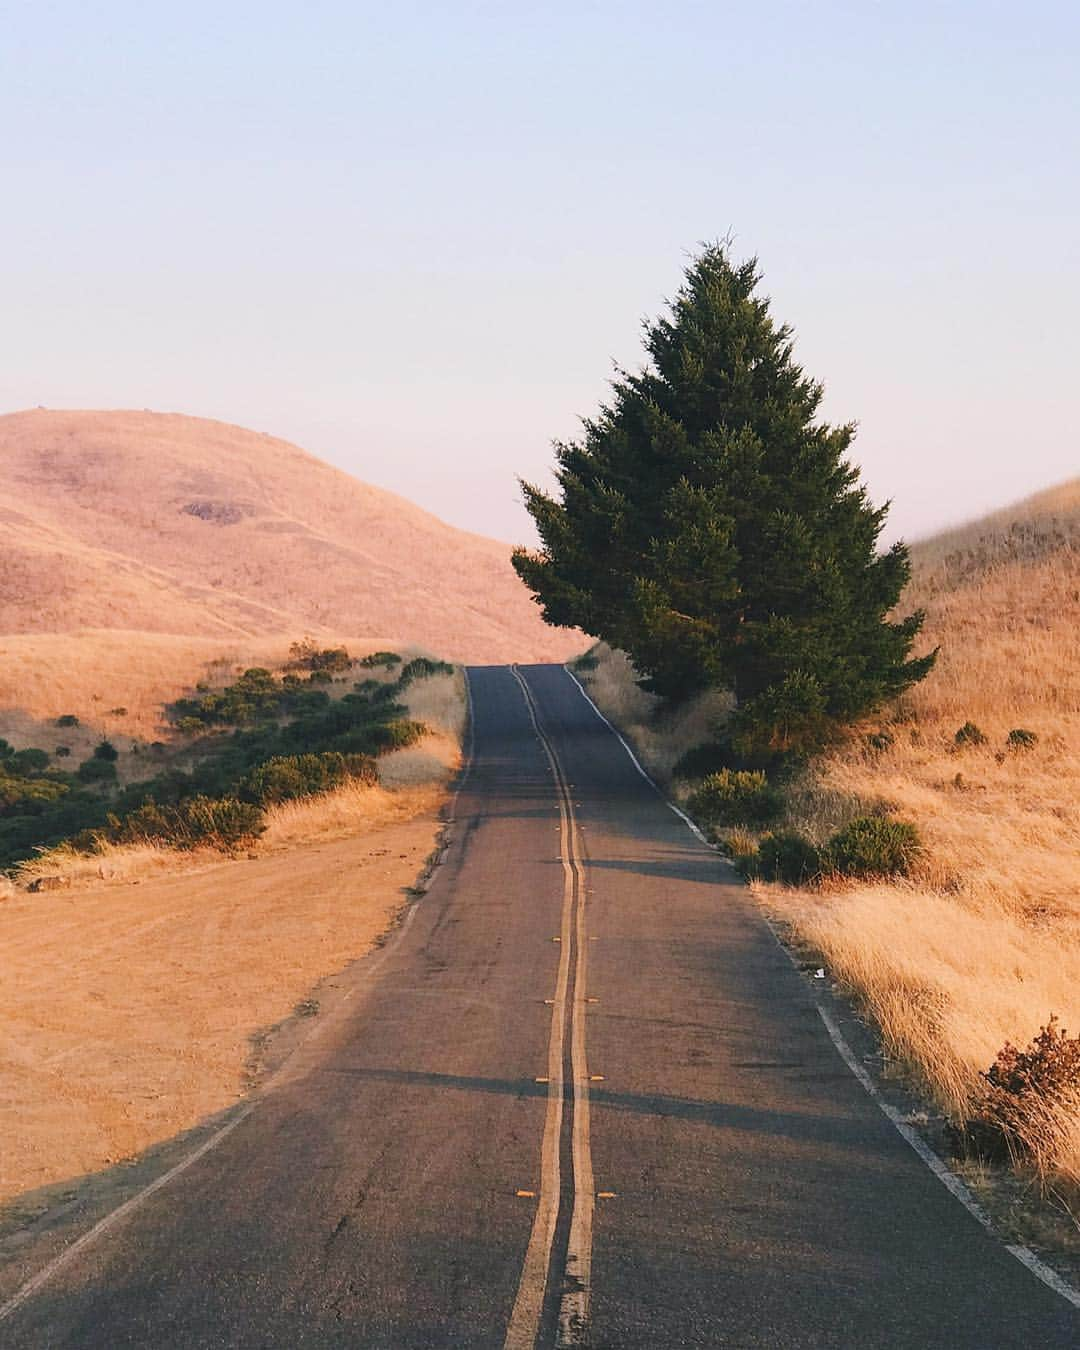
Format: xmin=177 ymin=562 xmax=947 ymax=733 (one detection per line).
xmin=572 ymin=646 xmax=734 ymax=782
xmin=580 ymin=481 xmax=1080 ymax=1186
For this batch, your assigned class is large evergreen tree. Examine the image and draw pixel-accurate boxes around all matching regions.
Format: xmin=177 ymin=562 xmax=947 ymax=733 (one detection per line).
xmin=513 ymin=245 xmax=936 ymax=752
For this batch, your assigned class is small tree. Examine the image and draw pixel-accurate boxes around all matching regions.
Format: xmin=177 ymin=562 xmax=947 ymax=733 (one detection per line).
xmin=513 ymin=244 xmax=935 ymax=751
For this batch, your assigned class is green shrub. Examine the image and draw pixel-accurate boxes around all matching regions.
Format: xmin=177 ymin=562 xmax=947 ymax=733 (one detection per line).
xmin=756 ymin=832 xmax=823 ymax=885
xmin=358 ymin=651 xmax=402 ymax=669
xmin=396 ymin=657 xmax=454 ymax=688
xmin=824 ymin=816 xmax=921 ymax=878
xmin=686 ymin=770 xmax=782 ymax=827
xmin=364 ymin=719 xmax=428 ymax=753
xmin=954 ymin=721 xmax=987 ymax=747
xmin=573 ymin=652 xmax=599 ymax=672
xmin=77 ymin=757 xmax=118 ymax=784
xmin=10 ymin=747 xmax=50 ymax=774
xmin=113 ymin=795 xmax=264 ymax=852
xmin=93 ymin=740 xmax=119 ymax=762
xmin=865 ymin=730 xmax=895 ymax=752
xmin=55 ymin=746 xmax=72 ymax=758
xmin=671 ymin=743 xmax=731 ymax=781
xmin=239 ymin=751 xmax=378 ymax=806
xmin=56 ymin=714 xmax=80 ymax=728
xmin=108 ymin=707 xmax=128 ymax=717
xmin=1006 ymin=728 xmax=1038 ymax=751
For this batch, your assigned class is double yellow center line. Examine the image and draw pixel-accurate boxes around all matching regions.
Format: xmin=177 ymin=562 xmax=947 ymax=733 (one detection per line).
xmin=504 ymin=667 xmax=595 ymax=1350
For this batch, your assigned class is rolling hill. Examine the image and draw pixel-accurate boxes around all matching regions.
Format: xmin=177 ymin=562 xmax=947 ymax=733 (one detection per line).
xmin=0 ymin=408 xmax=582 ymax=663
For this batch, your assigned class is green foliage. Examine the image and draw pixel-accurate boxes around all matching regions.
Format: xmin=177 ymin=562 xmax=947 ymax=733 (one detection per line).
xmin=239 ymin=752 xmax=378 ymax=806
xmin=954 ymin=721 xmax=988 ymax=747
xmin=671 ymin=742 xmax=731 ymax=781
xmin=10 ymin=747 xmax=50 ymax=774
xmin=1006 ymin=728 xmax=1038 ymax=750
xmin=77 ymin=757 xmax=118 ymax=784
xmin=865 ymin=730 xmax=895 ymax=752
xmin=513 ymin=243 xmax=935 ymax=749
xmin=357 ymin=650 xmax=402 ymax=669
xmin=686 ymin=769 xmax=782 ymax=827
xmin=396 ymin=657 xmax=453 ymax=688
xmin=755 ymin=831 xmax=822 ymax=885
xmin=55 ymin=714 xmax=80 ymax=728
xmin=823 ymin=816 xmax=921 ymax=878
xmin=110 ymin=795 xmax=265 ymax=852
xmin=93 ymin=740 xmax=119 ymax=762
xmin=573 ymin=652 xmax=599 ymax=672
xmin=0 ymin=642 xmax=452 ymax=869
xmin=108 ymin=707 xmax=128 ymax=717
xmin=55 ymin=746 xmax=72 ymax=758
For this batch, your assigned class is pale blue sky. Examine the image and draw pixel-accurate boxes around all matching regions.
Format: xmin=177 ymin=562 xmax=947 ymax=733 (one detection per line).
xmin=3 ymin=1 xmax=1077 ymax=544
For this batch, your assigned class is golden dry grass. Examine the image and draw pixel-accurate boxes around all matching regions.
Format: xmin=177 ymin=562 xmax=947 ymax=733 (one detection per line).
xmin=580 ymin=480 xmax=1080 ymax=1184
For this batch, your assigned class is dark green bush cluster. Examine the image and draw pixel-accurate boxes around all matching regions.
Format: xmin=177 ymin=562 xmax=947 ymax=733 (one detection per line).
xmin=733 ymin=815 xmax=921 ymax=885
xmin=954 ymin=721 xmax=987 ymax=747
xmin=573 ymin=652 xmax=599 ymax=672
xmin=357 ymin=650 xmax=402 ymax=670
xmin=671 ymin=742 xmax=731 ymax=781
xmin=755 ymin=832 xmax=823 ymax=884
xmin=108 ymin=795 xmax=265 ymax=852
xmin=1006 ymin=728 xmax=1038 ymax=750
xmin=824 ymin=816 xmax=921 ymax=877
xmin=396 ymin=657 xmax=454 ymax=689
xmin=687 ymin=769 xmax=783 ymax=827
xmin=239 ymin=752 xmax=377 ymax=806
xmin=865 ymin=730 xmax=895 ymax=752
xmin=0 ymin=644 xmax=455 ymax=869
xmin=55 ymin=714 xmax=80 ymax=728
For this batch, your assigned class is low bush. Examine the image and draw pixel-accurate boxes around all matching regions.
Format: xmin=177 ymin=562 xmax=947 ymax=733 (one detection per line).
xmin=9 ymin=747 xmax=50 ymax=774
xmin=671 ymin=742 xmax=731 ymax=781
xmin=823 ymin=816 xmax=921 ymax=878
xmin=686 ymin=769 xmax=783 ymax=827
xmin=1006 ymin=728 xmax=1038 ymax=751
xmin=55 ymin=746 xmax=72 ymax=758
xmin=93 ymin=740 xmax=119 ymax=762
xmin=756 ymin=831 xmax=823 ymax=885
xmin=239 ymin=751 xmax=378 ymax=806
xmin=970 ymin=1018 xmax=1080 ymax=1177
xmin=954 ymin=721 xmax=987 ymax=747
xmin=396 ymin=657 xmax=454 ymax=689
xmin=573 ymin=652 xmax=599 ymax=672
xmin=865 ymin=730 xmax=895 ymax=752
xmin=77 ymin=757 xmax=118 ymax=785
xmin=358 ymin=651 xmax=402 ymax=669
xmin=56 ymin=714 xmax=79 ymax=728
xmin=111 ymin=795 xmax=265 ymax=852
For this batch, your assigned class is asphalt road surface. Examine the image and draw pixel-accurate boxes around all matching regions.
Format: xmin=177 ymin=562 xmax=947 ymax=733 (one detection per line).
xmin=3 ymin=664 xmax=1078 ymax=1348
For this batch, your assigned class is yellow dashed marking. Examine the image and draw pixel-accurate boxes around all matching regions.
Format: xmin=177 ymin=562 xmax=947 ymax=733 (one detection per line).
xmin=516 ymin=1189 xmax=537 ymax=1198
xmin=597 ymin=1191 xmax=617 ymax=1199
xmin=589 ymin=1074 xmax=605 ymax=1082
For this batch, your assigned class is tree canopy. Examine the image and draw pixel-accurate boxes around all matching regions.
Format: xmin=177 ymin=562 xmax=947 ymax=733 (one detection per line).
xmin=513 ymin=244 xmax=935 ymax=752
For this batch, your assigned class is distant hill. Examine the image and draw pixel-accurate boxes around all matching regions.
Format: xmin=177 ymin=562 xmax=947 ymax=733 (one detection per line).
xmin=0 ymin=409 xmax=583 ymax=664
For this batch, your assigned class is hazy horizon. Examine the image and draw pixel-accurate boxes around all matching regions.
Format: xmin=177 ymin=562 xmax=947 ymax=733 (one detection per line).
xmin=3 ymin=2 xmax=1077 ymax=548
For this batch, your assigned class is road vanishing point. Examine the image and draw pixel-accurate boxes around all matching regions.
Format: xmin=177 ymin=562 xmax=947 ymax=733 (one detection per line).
xmin=2 ymin=665 xmax=1078 ymax=1347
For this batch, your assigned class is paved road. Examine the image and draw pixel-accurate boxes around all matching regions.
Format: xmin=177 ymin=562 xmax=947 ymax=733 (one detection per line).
xmin=3 ymin=664 xmax=1077 ymax=1347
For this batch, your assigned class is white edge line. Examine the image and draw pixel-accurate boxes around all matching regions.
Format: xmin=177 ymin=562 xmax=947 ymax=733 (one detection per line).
xmin=561 ymin=662 xmax=1080 ymax=1314
xmin=0 ymin=1105 xmax=256 ymax=1323
xmin=1 ymin=666 xmax=481 ymax=1328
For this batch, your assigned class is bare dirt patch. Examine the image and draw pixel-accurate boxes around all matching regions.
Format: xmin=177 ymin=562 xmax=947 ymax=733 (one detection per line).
xmin=0 ymin=799 xmax=444 ymax=1206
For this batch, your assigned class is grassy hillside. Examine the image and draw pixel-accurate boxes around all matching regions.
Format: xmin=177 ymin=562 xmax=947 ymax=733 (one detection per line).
xmin=0 ymin=408 xmax=583 ymax=664
xmin=576 ymin=479 xmax=1080 ymax=1187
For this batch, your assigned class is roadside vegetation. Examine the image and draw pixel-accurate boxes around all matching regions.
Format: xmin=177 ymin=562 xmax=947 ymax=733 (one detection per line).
xmin=574 ymin=486 xmax=1080 ymax=1196
xmin=517 ymin=241 xmax=1079 ymax=1200
xmin=2 ymin=643 xmax=460 ymax=883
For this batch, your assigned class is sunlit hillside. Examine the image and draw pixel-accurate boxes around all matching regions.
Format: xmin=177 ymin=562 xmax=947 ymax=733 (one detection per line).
xmin=0 ymin=408 xmax=584 ymax=664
